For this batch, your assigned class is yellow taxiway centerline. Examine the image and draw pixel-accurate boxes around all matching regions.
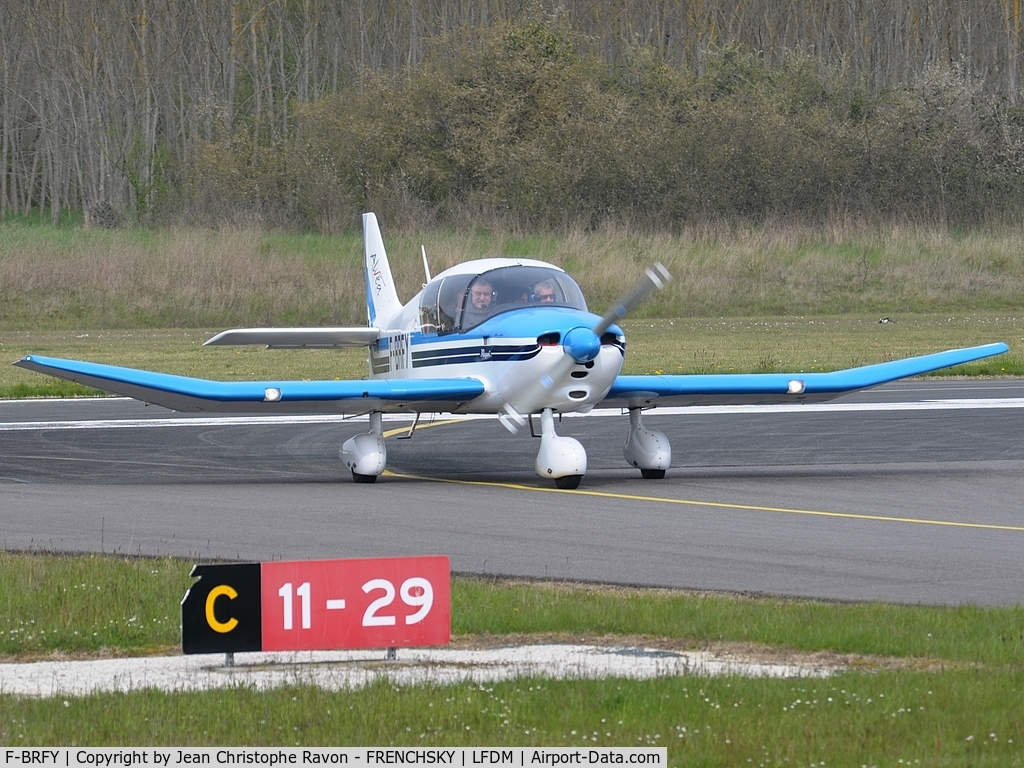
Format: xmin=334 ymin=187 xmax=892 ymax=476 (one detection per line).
xmin=381 ymin=469 xmax=1024 ymax=533
xmin=380 ymin=417 xmax=1024 ymax=532
xmin=381 ymin=419 xmax=465 ymax=439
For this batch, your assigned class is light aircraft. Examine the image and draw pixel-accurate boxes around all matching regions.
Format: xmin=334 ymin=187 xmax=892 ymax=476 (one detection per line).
xmin=14 ymin=213 xmax=1009 ymax=489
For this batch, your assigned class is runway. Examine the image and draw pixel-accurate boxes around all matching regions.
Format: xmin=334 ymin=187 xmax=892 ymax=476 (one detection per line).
xmin=1 ymin=380 xmax=1023 ymax=606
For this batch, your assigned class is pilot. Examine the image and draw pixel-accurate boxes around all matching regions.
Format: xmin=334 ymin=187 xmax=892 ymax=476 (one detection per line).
xmin=462 ymin=279 xmax=494 ymax=326
xmin=533 ymin=279 xmax=557 ymax=303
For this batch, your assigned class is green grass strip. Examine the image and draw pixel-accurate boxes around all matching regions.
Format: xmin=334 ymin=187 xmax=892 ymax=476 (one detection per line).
xmin=2 ymin=554 xmax=1022 ymax=665
xmin=1 ymin=554 xmax=1022 ymax=761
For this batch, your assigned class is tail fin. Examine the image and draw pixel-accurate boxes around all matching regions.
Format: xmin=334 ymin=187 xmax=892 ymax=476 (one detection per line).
xmin=362 ymin=212 xmax=402 ymax=328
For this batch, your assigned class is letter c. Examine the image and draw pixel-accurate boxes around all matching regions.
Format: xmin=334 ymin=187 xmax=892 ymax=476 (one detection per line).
xmin=205 ymin=584 xmax=239 ymax=633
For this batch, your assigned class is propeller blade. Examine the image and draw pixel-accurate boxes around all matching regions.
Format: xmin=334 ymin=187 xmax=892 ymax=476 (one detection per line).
xmin=592 ymin=262 xmax=671 ymax=338
xmin=497 ymin=402 xmax=528 ymax=434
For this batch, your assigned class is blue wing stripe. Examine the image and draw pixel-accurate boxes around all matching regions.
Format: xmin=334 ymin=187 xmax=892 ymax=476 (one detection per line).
xmin=14 ymin=355 xmax=485 ymax=412
xmin=603 ymin=343 xmax=1009 ymax=406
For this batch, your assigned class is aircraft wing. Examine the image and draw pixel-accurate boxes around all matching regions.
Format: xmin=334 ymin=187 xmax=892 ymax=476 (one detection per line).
xmin=12 ymin=355 xmax=485 ymax=414
xmin=599 ymin=342 xmax=1009 ymax=408
xmin=204 ymin=327 xmax=380 ymax=348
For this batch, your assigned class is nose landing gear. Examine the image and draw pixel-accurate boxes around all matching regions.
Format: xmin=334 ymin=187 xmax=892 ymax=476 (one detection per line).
xmin=534 ymin=408 xmax=587 ymax=490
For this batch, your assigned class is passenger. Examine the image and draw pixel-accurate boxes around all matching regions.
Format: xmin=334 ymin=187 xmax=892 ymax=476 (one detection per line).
xmin=534 ymin=279 xmax=557 ymax=303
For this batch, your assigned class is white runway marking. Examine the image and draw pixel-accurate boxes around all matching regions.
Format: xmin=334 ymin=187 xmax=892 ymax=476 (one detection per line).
xmin=2 ymin=397 xmax=1024 ymax=431
xmin=0 ymin=413 xmax=370 ymax=431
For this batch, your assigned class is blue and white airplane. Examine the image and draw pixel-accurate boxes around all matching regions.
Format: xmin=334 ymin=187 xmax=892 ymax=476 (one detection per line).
xmin=14 ymin=213 xmax=1009 ymax=488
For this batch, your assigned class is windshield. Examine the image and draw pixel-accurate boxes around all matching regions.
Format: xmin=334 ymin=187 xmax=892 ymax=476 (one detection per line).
xmin=418 ymin=266 xmax=587 ymax=334
xmin=458 ymin=266 xmax=587 ymax=331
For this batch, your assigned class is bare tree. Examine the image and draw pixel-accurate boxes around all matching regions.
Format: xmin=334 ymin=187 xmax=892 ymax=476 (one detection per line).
xmin=2 ymin=0 xmax=1023 ymax=224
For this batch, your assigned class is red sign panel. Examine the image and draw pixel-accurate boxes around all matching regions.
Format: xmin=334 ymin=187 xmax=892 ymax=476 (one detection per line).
xmin=260 ymin=556 xmax=450 ymax=651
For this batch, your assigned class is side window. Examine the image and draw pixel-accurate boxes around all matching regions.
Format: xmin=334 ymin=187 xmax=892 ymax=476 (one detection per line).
xmin=437 ymin=275 xmax=471 ymax=334
xmin=551 ymin=274 xmax=587 ymax=310
xmin=418 ymin=280 xmax=441 ymax=335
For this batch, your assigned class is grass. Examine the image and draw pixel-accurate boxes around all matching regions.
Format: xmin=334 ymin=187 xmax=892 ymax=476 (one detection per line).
xmin=1 ymin=220 xmax=1023 ymax=760
xmin=4 ymin=219 xmax=1024 ymax=331
xmin=0 ymin=329 xmax=372 ymax=399
xmin=0 ymin=554 xmax=1022 ymax=762
xmin=2 ymin=313 xmax=1021 ymax=399
xmin=2 ymin=674 xmax=1022 ymax=761
xmin=620 ymin=313 xmax=1023 ymax=377
xmin=3 ymin=555 xmax=1023 ymax=665
xmin=3 ymin=220 xmax=1022 ymax=398
xmin=2 ymin=220 xmax=1022 ymax=399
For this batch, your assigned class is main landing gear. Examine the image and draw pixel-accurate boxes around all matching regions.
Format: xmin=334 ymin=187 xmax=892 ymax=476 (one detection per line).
xmin=340 ymin=407 xmax=672 ymax=488
xmin=623 ymin=407 xmax=671 ymax=480
xmin=341 ymin=411 xmax=386 ymax=483
xmin=532 ymin=406 xmax=671 ymax=488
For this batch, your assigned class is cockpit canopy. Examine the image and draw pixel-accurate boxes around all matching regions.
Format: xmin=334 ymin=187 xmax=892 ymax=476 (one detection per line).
xmin=418 ymin=265 xmax=588 ymax=334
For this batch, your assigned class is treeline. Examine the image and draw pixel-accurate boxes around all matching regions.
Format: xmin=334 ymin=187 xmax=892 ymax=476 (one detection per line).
xmin=2 ymin=0 xmax=1024 ymax=231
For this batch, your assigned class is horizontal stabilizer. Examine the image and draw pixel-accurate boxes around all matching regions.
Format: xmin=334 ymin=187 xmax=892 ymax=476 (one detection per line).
xmin=601 ymin=342 xmax=1009 ymax=408
xmin=204 ymin=327 xmax=380 ymax=348
xmin=13 ymin=355 xmax=485 ymax=414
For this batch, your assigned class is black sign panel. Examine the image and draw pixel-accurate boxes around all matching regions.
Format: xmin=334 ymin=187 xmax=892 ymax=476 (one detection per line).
xmin=181 ymin=563 xmax=262 ymax=654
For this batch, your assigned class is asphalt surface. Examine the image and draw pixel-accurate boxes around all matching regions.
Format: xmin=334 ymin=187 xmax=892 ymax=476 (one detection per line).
xmin=1 ymin=380 xmax=1023 ymax=606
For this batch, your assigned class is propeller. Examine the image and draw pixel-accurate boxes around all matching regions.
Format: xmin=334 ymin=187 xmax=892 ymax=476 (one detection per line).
xmin=497 ymin=263 xmax=672 ymax=432
xmin=592 ymin=263 xmax=671 ymax=338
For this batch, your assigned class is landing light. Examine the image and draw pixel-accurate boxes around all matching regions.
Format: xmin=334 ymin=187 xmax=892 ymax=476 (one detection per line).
xmin=787 ymin=380 xmax=806 ymax=395
xmin=264 ymin=387 xmax=283 ymax=402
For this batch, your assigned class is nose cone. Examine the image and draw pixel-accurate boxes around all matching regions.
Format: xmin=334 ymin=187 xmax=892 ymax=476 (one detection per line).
xmin=563 ymin=326 xmax=601 ymax=363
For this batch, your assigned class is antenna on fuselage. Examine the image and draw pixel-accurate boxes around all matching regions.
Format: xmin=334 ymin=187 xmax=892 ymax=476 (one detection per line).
xmin=421 ymin=245 xmax=432 ymax=285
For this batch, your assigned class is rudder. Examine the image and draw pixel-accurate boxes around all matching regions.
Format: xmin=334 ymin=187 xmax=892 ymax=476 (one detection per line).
xmin=363 ymin=212 xmax=402 ymax=328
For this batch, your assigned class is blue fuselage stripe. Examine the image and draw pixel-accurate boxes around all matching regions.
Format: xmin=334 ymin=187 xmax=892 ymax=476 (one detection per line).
xmin=411 ymin=344 xmax=541 ymax=367
xmin=371 ymin=339 xmax=544 ymax=370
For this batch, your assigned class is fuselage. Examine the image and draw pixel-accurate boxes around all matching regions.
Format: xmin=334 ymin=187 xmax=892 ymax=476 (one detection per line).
xmin=366 ymin=259 xmax=626 ymax=414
